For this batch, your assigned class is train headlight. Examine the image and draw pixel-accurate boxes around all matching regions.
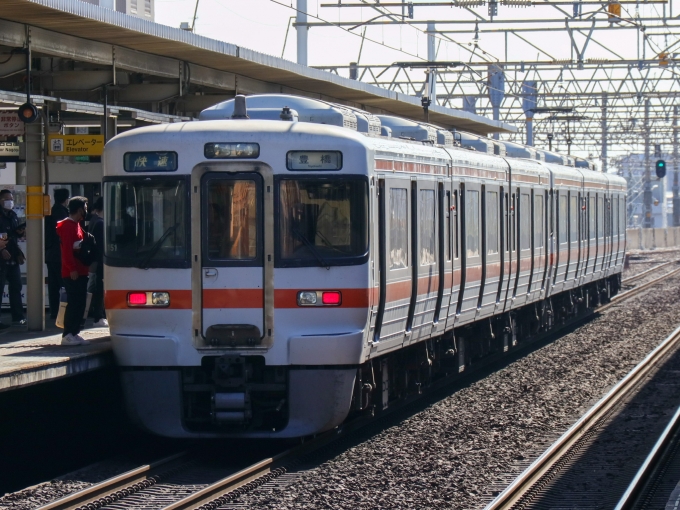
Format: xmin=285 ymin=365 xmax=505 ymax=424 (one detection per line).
xmin=296 ymin=291 xmax=342 ymax=306
xmin=152 ymin=292 xmax=171 ymax=306
xmin=297 ymin=291 xmax=318 ymax=306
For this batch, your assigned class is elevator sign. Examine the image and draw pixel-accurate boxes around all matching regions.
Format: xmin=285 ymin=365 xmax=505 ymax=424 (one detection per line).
xmin=48 ymin=134 xmax=105 ymax=156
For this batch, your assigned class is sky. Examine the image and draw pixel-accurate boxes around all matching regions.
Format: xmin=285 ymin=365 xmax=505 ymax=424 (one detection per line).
xmin=154 ymin=0 xmax=674 ymax=67
xmin=153 ymin=0 xmax=678 ymax=162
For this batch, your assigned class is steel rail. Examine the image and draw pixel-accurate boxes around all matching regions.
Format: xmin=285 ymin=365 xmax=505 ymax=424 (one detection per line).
xmin=599 ymin=265 xmax=680 ymax=312
xmin=621 ymin=260 xmax=675 ymax=285
xmin=159 ymin=419 xmax=375 ymax=510
xmin=36 ymin=451 xmax=190 ymax=510
xmin=37 ymin=265 xmax=680 ymax=510
xmin=484 ymin=324 xmax=680 ymax=509
xmin=614 ymin=404 xmax=680 ymax=509
xmin=166 ymin=266 xmax=680 ymax=510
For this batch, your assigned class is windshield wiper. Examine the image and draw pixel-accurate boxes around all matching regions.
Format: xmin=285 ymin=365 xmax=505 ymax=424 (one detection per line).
xmin=136 ymin=223 xmax=179 ymax=269
xmin=292 ymin=227 xmax=330 ymax=270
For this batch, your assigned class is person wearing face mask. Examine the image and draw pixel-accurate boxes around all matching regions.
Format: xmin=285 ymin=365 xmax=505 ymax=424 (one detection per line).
xmin=0 ymin=189 xmax=26 ymax=326
xmin=56 ymin=196 xmax=91 ymax=345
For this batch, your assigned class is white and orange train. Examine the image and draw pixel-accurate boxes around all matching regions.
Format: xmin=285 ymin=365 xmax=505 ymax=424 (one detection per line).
xmin=102 ymin=94 xmax=627 ymax=438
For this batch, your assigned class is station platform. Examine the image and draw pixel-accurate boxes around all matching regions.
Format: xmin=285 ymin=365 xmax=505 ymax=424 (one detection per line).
xmin=0 ymin=323 xmax=111 ymax=392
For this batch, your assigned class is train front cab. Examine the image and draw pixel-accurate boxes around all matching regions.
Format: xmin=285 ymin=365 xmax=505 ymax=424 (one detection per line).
xmin=105 ymin=122 xmax=376 ymax=438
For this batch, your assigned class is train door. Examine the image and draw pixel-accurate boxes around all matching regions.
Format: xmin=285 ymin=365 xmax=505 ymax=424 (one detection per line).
xmin=565 ymin=190 xmax=578 ymax=286
xmin=478 ymin=184 xmax=501 ymax=318
xmin=530 ymin=189 xmax=547 ymax=301
xmin=374 ymin=177 xmax=412 ymax=352
xmin=585 ymin=193 xmax=596 ymax=280
xmin=197 ymin=170 xmax=268 ymax=348
xmin=552 ymin=190 xmax=568 ymax=293
xmin=432 ymin=180 xmax=451 ymax=337
xmin=504 ymin=189 xmax=518 ymax=307
xmin=446 ymin=185 xmax=461 ymax=330
xmin=456 ymin=180 xmax=482 ymax=325
xmin=513 ymin=186 xmax=532 ymax=307
xmin=595 ymin=194 xmax=604 ymax=276
xmin=370 ymin=177 xmax=383 ymax=343
xmin=613 ymin=195 xmax=622 ymax=267
xmin=495 ymin=187 xmax=509 ymax=315
xmin=406 ymin=178 xmax=440 ymax=343
xmin=605 ymin=195 xmax=613 ymax=272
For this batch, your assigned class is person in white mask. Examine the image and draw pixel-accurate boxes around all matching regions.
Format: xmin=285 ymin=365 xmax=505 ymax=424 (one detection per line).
xmin=0 ymin=189 xmax=26 ymax=326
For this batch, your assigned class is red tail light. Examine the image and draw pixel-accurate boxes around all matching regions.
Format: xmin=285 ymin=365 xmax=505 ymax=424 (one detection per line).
xmin=128 ymin=292 xmax=148 ymax=305
xmin=322 ymin=291 xmax=342 ymax=305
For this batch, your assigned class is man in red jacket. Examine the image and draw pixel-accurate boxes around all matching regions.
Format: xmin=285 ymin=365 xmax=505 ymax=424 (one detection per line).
xmin=57 ymin=196 xmax=90 ymax=346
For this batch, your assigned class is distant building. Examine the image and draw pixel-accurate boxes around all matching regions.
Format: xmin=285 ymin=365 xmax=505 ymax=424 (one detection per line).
xmin=80 ymin=0 xmax=154 ymax=21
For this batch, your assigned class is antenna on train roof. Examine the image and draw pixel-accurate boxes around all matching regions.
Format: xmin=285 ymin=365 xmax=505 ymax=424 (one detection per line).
xmin=231 ymin=95 xmax=249 ymax=119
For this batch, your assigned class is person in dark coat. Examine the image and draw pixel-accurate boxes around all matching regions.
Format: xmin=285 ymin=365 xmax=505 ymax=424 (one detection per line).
xmin=0 ymin=189 xmax=26 ymax=326
xmin=87 ymin=196 xmax=106 ymax=327
xmin=45 ymin=188 xmax=70 ymax=320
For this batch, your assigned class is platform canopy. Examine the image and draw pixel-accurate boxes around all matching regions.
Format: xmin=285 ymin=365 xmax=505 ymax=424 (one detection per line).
xmin=0 ymin=0 xmax=516 ymax=135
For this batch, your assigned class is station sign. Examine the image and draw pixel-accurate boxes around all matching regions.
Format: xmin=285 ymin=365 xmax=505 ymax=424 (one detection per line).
xmin=0 ymin=111 xmax=24 ymax=137
xmin=0 ymin=142 xmax=21 ymax=162
xmin=48 ymin=134 xmax=105 ymax=156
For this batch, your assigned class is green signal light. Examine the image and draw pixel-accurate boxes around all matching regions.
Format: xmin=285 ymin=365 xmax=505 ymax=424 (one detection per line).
xmin=656 ymin=159 xmax=667 ymax=178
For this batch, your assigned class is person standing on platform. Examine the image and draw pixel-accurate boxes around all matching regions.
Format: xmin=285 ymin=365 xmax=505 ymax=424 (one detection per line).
xmin=45 ymin=188 xmax=70 ymax=320
xmin=87 ymin=197 xmax=107 ymax=327
xmin=0 ymin=189 xmax=26 ymax=326
xmin=57 ymin=196 xmax=90 ymax=346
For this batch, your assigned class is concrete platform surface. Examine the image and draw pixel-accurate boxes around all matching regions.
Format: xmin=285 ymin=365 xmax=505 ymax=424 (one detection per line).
xmin=0 ymin=324 xmax=112 ymax=392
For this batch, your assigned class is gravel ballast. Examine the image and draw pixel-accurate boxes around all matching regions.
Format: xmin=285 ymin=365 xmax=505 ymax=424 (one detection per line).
xmin=225 ymin=270 xmax=680 ymax=509
xmin=2 ymin=255 xmax=680 ymax=510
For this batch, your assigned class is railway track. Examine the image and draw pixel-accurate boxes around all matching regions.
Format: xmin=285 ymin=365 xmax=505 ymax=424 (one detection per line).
xmin=485 ymin=320 xmax=680 ymax=509
xmin=615 ymin=404 xmax=680 ymax=509
xmin=621 ymin=260 xmax=676 ymax=286
xmin=38 ymin=266 xmax=680 ymax=510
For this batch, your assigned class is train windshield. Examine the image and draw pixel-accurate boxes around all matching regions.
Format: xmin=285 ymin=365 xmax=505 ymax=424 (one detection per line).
xmin=104 ymin=178 xmax=189 ymax=268
xmin=277 ymin=177 xmax=368 ymax=267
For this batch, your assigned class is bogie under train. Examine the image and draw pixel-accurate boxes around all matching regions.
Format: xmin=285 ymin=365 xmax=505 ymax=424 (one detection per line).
xmin=103 ymin=94 xmax=626 ymax=438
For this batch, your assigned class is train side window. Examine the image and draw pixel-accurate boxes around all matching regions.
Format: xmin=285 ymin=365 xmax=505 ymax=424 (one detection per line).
xmin=558 ymin=194 xmax=567 ymax=245
xmin=511 ymin=193 xmax=516 ymax=252
xmin=486 ymin=190 xmax=499 ymax=254
xmin=580 ymin=195 xmax=586 ymax=241
xmin=453 ymin=190 xmax=459 ymax=259
xmin=589 ymin=196 xmax=596 ymax=240
xmin=598 ymin=197 xmax=604 ymax=238
xmin=446 ymin=191 xmax=452 ymax=262
xmin=389 ymin=188 xmax=408 ymax=270
xmin=569 ymin=194 xmax=578 ymax=243
xmin=419 ymin=189 xmax=436 ymax=265
xmin=535 ymin=194 xmax=544 ymax=248
xmin=613 ymin=197 xmax=618 ymax=236
xmin=521 ymin=193 xmax=531 ymax=250
xmin=505 ymin=192 xmax=510 ymax=252
xmin=466 ymin=189 xmax=480 ymax=258
xmin=621 ymin=197 xmax=626 ymax=234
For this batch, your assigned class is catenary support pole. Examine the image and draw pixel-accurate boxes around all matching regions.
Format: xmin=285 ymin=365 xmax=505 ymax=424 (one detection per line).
xmin=673 ymin=105 xmax=679 ymax=227
xmin=643 ymin=98 xmax=652 ymax=228
xmin=296 ymin=0 xmax=308 ymax=66
xmin=601 ymin=93 xmax=607 ymax=173
xmin=427 ymin=21 xmax=437 ymax=104
xmin=25 ymin=117 xmax=45 ymax=331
